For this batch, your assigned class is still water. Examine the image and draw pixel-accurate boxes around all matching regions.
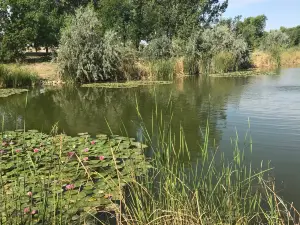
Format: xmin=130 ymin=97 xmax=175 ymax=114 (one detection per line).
xmin=1 ymin=68 xmax=300 ymax=206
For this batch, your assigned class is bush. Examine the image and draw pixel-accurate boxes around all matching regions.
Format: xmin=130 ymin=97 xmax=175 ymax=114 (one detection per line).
xmin=260 ymin=30 xmax=290 ymax=67
xmin=58 ymin=6 xmax=124 ymax=83
xmin=143 ymin=36 xmax=186 ymax=60
xmin=143 ymin=35 xmax=173 ymax=60
xmin=212 ymin=51 xmax=236 ymax=73
xmin=187 ymin=25 xmax=250 ymax=74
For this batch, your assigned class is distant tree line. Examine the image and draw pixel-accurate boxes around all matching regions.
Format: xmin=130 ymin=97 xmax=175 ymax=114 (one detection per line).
xmin=0 ymin=0 xmax=299 ymax=79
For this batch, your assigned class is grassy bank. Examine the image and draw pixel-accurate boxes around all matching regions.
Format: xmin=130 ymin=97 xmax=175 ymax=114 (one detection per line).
xmin=0 ymin=65 xmax=39 ymax=88
xmin=4 ymin=48 xmax=300 ymax=85
xmin=252 ymin=48 xmax=300 ymax=69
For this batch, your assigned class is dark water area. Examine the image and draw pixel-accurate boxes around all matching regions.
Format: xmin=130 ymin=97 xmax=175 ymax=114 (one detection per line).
xmin=1 ymin=68 xmax=300 ymax=207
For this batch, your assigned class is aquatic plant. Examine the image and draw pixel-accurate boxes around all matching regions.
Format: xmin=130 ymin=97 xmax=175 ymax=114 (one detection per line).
xmin=0 ymin=130 xmax=149 ymax=224
xmin=209 ymin=70 xmax=277 ymax=77
xmin=108 ymin=103 xmax=300 ymax=225
xmin=81 ymin=81 xmax=173 ymax=88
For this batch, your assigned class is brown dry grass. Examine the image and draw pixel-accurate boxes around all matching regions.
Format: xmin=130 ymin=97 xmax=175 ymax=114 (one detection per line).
xmin=252 ymin=49 xmax=300 ymax=69
xmin=6 ymin=62 xmax=60 ymax=81
xmin=174 ymin=57 xmax=185 ymax=76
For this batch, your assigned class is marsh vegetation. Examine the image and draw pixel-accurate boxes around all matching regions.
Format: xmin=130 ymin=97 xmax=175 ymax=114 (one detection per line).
xmin=0 ymin=0 xmax=300 ymax=224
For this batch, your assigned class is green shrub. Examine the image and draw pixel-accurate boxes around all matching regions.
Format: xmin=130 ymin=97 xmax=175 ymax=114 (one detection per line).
xmin=212 ymin=51 xmax=236 ymax=73
xmin=58 ymin=6 xmax=124 ymax=83
xmin=260 ymin=30 xmax=290 ymax=67
xmin=148 ymin=59 xmax=176 ymax=79
xmin=143 ymin=35 xmax=173 ymax=60
xmin=143 ymin=36 xmax=186 ymax=60
xmin=187 ymin=25 xmax=250 ymax=74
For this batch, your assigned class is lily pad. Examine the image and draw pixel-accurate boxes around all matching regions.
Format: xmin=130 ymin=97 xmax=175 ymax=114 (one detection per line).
xmin=0 ymin=130 xmax=149 ymax=224
xmin=81 ymin=81 xmax=173 ymax=89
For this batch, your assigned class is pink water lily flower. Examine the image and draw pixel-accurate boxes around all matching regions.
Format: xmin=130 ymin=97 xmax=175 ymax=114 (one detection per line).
xmin=83 ymin=157 xmax=88 ymax=161
xmin=33 ymin=148 xmax=39 ymax=153
xmin=27 ymin=191 xmax=32 ymax=197
xmin=91 ymin=140 xmax=96 ymax=145
xmin=99 ymin=156 xmax=105 ymax=161
xmin=67 ymin=152 xmax=75 ymax=157
xmin=24 ymin=207 xmax=30 ymax=214
xmin=0 ymin=150 xmax=5 ymax=154
xmin=83 ymin=148 xmax=89 ymax=152
xmin=31 ymin=210 xmax=37 ymax=215
xmin=15 ymin=149 xmax=21 ymax=153
xmin=66 ymin=184 xmax=75 ymax=190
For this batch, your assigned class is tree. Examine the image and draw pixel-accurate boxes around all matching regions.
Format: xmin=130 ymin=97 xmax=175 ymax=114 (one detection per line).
xmin=187 ymin=25 xmax=249 ymax=73
xmin=0 ymin=0 xmax=65 ymax=61
xmin=280 ymin=26 xmax=300 ymax=47
xmin=98 ymin=0 xmax=132 ymax=46
xmin=236 ymin=15 xmax=267 ymax=49
xmin=152 ymin=0 xmax=228 ymax=40
xmin=32 ymin=1 xmax=64 ymax=53
xmin=58 ymin=6 xmax=124 ymax=82
xmin=0 ymin=0 xmax=37 ymax=61
xmin=260 ymin=30 xmax=290 ymax=66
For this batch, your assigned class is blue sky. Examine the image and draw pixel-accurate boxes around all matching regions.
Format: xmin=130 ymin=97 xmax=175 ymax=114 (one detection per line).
xmin=223 ymin=0 xmax=300 ymax=30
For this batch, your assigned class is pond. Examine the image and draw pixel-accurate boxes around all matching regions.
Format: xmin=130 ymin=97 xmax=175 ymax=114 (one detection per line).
xmin=1 ymin=67 xmax=300 ymax=208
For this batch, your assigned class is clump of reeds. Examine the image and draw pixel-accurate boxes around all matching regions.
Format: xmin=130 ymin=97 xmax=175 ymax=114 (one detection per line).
xmin=110 ymin=102 xmax=300 ymax=225
xmin=0 ymin=65 xmax=39 ymax=88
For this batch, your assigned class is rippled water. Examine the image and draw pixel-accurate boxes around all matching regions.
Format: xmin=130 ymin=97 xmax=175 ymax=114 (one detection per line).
xmin=1 ymin=68 xmax=300 ymax=206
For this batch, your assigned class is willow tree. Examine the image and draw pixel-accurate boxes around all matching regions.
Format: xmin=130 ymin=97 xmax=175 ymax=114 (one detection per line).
xmin=260 ymin=30 xmax=290 ymax=67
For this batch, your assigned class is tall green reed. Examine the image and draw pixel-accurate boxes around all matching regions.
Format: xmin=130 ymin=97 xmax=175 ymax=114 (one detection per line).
xmin=113 ymin=99 xmax=300 ymax=225
xmin=0 ymin=65 xmax=39 ymax=88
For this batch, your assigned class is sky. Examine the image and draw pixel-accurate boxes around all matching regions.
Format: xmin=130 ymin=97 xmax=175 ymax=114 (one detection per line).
xmin=223 ymin=0 xmax=300 ymax=30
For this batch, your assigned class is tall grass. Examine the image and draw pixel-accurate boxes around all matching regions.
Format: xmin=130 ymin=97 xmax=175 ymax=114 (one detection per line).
xmin=0 ymin=65 xmax=39 ymax=88
xmin=212 ymin=51 xmax=237 ymax=73
xmin=147 ymin=59 xmax=177 ymax=80
xmin=111 ymin=102 xmax=300 ymax=225
xmin=252 ymin=48 xmax=300 ymax=69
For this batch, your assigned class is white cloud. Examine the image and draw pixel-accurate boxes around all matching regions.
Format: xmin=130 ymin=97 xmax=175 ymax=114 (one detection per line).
xmin=229 ymin=0 xmax=270 ymax=8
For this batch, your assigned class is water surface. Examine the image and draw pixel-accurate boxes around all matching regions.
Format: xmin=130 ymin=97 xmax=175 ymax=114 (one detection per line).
xmin=1 ymin=68 xmax=300 ymax=206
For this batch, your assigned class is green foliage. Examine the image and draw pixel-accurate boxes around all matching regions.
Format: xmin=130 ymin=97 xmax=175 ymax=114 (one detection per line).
xmin=143 ymin=36 xmax=173 ymax=60
xmin=212 ymin=51 xmax=236 ymax=73
xmin=260 ymin=30 xmax=290 ymax=67
xmin=58 ymin=7 xmax=123 ymax=82
xmin=0 ymin=0 xmax=64 ymax=61
xmin=143 ymin=36 xmax=185 ymax=60
xmin=0 ymin=65 xmax=39 ymax=87
xmin=120 ymin=105 xmax=300 ymax=225
xmin=280 ymin=25 xmax=300 ymax=47
xmin=0 ymin=130 xmax=148 ymax=224
xmin=99 ymin=0 xmax=228 ymax=47
xmin=187 ymin=25 xmax=249 ymax=74
xmin=152 ymin=0 xmax=228 ymax=39
xmin=148 ymin=59 xmax=176 ymax=79
xmin=236 ymin=15 xmax=267 ymax=49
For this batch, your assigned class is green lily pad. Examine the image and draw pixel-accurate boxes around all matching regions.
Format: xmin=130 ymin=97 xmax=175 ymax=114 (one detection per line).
xmin=0 ymin=129 xmax=150 ymax=223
